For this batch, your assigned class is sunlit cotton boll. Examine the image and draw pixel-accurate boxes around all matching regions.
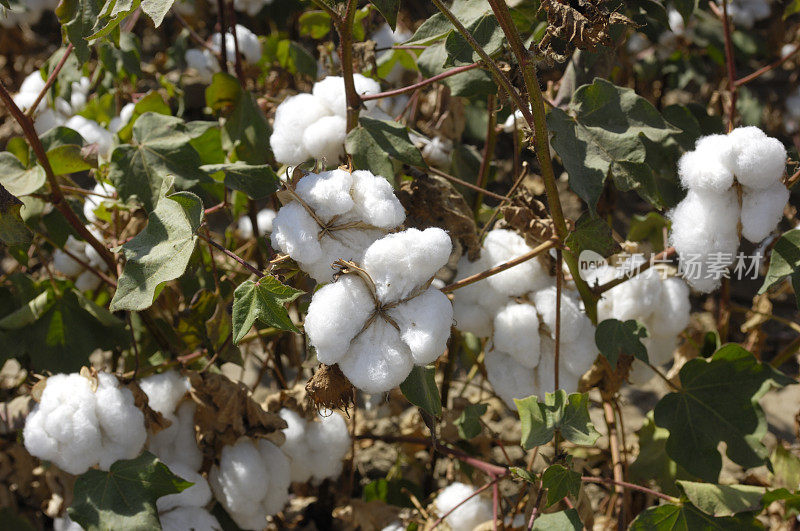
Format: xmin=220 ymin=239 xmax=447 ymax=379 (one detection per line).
xmin=185 ymin=48 xmax=218 ymax=83
xmin=237 ymin=208 xmax=277 ymax=238
xmin=159 ymin=507 xmax=221 ymax=531
xmin=210 ymin=24 xmax=262 ymax=64
xmin=304 ymin=228 xmax=453 ymax=393
xmin=678 ymin=134 xmax=735 ymax=193
xmin=278 ymin=409 xmax=350 ymax=483
xmin=740 ymin=180 xmax=789 ymax=243
xmin=727 ymin=126 xmax=786 ymax=189
xmin=23 ymin=372 xmax=146 ymax=475
xmin=433 ymin=482 xmax=493 ymax=531
xmin=209 ymin=437 xmax=291 ymax=530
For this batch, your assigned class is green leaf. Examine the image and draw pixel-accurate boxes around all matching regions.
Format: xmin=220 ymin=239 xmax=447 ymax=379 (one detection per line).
xmin=510 ymin=466 xmax=537 ymax=483
xmin=0 ymin=152 xmax=46 ymax=197
xmin=771 ymin=445 xmax=800 ymax=490
xmin=40 ymin=126 xmax=86 ymax=151
xmin=676 ymin=481 xmax=765 ymax=517
xmin=205 ymin=72 xmax=242 ymax=111
xmin=444 ymin=13 xmax=504 ymax=67
xmin=298 ymin=10 xmax=331 ymax=39
xmin=346 ymin=117 xmax=425 ymax=182
xmin=628 ymin=212 xmax=669 ymax=251
xmin=115 ymin=91 xmax=171 ymax=143
xmin=276 ymin=40 xmax=317 ymax=78
xmin=47 ymin=144 xmax=95 ymax=175
xmin=187 ymin=121 xmax=225 ymax=165
xmin=202 ymin=162 xmax=280 ymax=200
xmin=541 ymin=464 xmax=581 ymax=507
xmin=231 ymin=277 xmax=303 ymax=343
xmin=370 ymin=0 xmax=399 ymax=29
xmin=110 ymin=189 xmax=204 ymax=311
xmin=629 ymin=502 xmax=762 ymax=530
xmin=654 ymin=344 xmax=795 ymax=482
xmin=762 ymin=488 xmax=800 ymax=518
xmin=109 ymin=113 xmax=209 ymax=212
xmin=785 ymin=0 xmax=800 ymax=19
xmin=760 ymin=228 xmax=800 ymax=308
xmin=221 ymin=85 xmax=271 ymax=165
xmin=140 ymin=0 xmax=174 ymax=27
xmin=0 ymin=184 xmax=32 ymax=246
xmin=672 ymin=0 xmax=698 ymax=24
xmin=455 ymin=402 xmax=487 ymax=439
xmin=68 ymin=451 xmax=191 ymax=531
xmin=531 ymin=509 xmax=583 ymax=530
xmin=400 ymin=365 xmax=442 ymax=417
xmin=91 ymin=0 xmax=140 ymax=40
xmin=629 ymin=412 xmax=697 ymax=496
xmin=56 ymin=0 xmax=102 ymax=62
xmin=595 ymin=319 xmax=649 ymax=368
xmin=547 ymin=78 xmax=681 ymax=211
xmin=362 ymin=478 xmax=424 ymax=508
xmin=564 ymin=213 xmax=620 ymax=259
xmin=515 ymin=391 xmax=600 ymax=449
xmin=0 ymin=0 xmax=9 ymax=9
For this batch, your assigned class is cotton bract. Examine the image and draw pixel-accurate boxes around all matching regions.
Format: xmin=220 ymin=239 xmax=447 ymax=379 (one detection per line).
xmin=433 ymin=482 xmax=493 ymax=531
xmin=209 ymin=437 xmax=291 ymax=530
xmin=270 ymin=168 xmax=405 ymax=282
xmin=279 ymin=409 xmax=350 ymax=483
xmin=669 ymin=127 xmax=788 ymax=292
xmin=23 ymin=372 xmax=146 ymax=475
xmin=304 ymin=227 xmax=453 ymax=393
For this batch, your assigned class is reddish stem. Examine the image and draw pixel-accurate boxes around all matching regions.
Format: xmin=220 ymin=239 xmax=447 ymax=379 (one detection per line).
xmin=25 ymin=44 xmax=74 ymax=119
xmin=361 ymin=62 xmax=481 ymax=101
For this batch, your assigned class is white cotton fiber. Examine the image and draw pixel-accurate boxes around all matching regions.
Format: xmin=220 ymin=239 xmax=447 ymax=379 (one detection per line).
xmin=160 ymin=507 xmax=221 ymax=531
xmin=237 ymin=208 xmax=276 ymax=238
xmin=270 ymin=201 xmax=324 ymax=264
xmin=139 ymin=371 xmax=190 ymax=415
xmin=269 ymin=93 xmax=331 ymax=166
xmin=74 ymin=270 xmax=102 ymax=292
xmin=13 ymin=71 xmax=47 ymax=114
xmin=645 ymin=277 xmax=691 ymax=338
xmin=23 ymin=372 xmax=146 ymax=475
xmin=279 ymin=409 xmax=350 ymax=483
xmin=64 ymin=115 xmax=114 ymax=158
xmin=678 ymin=135 xmax=734 ymax=192
xmin=485 ymin=349 xmax=538 ymax=407
xmin=312 ymin=74 xmax=381 ymax=117
xmin=294 ymin=169 xmax=354 ymax=220
xmin=53 ymin=236 xmax=88 ymax=277
xmin=433 ymin=482 xmax=493 ymax=531
xmin=492 ymin=302 xmax=541 ymax=369
xmin=157 ymin=462 xmax=212 ymax=512
xmin=209 ymin=438 xmax=291 ymax=530
xmin=301 ymin=115 xmax=347 ymax=165
xmin=389 ymin=288 xmax=454 ymax=365
xmin=210 ymin=25 xmax=262 ymax=64
xmin=451 ymin=253 xmax=507 ymax=337
xmin=421 ymin=136 xmax=453 ymax=169
xmin=727 ymin=126 xmax=786 ymax=189
xmin=338 ymin=319 xmax=414 ymax=393
xmin=185 ymin=49 xmax=218 ymax=83
xmin=532 ymin=287 xmax=588 ymax=344
xmin=349 ymin=170 xmax=406 ymax=228
xmin=147 ymin=401 xmax=203 ymax=472
xmin=482 ymin=229 xmax=550 ymax=296
xmin=741 ymin=181 xmax=789 ymax=243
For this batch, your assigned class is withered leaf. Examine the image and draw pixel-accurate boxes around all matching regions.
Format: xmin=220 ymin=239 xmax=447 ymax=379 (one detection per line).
xmin=127 ymin=381 xmax=173 ymax=435
xmin=305 ymin=363 xmax=354 ymax=414
xmin=498 ymin=188 xmax=557 ymax=247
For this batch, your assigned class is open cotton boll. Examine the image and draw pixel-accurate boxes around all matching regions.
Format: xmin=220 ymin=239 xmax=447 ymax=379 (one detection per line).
xmin=237 ymin=208 xmax=277 ymax=238
xmin=451 ymin=254 xmax=508 ymax=337
xmin=312 ymin=74 xmax=381 ymax=117
xmin=421 ymin=136 xmax=453 ymax=169
xmin=157 ymin=463 xmax=212 ymax=512
xmin=279 ymin=409 xmax=350 ymax=483
xmin=74 ymin=270 xmax=102 ymax=291
xmin=160 ymin=507 xmax=221 ymax=531
xmin=350 ymin=170 xmax=406 ymax=228
xmin=270 ymin=202 xmax=325 ymax=265
xmin=492 ymin=302 xmax=541 ymax=369
xmin=139 ymin=371 xmax=190 ymax=415
xmin=12 ymin=71 xmax=47 ymax=114
xmin=647 ymin=277 xmax=691 ymax=338
xmin=723 ymin=0 xmax=771 ymax=28
xmin=485 ymin=350 xmax=538 ymax=407
xmin=23 ymin=372 xmax=146 ymax=475
xmin=64 ymin=115 xmax=114 ymax=158
xmin=482 ymin=229 xmax=550 ymax=296
xmin=533 ymin=287 xmax=590 ymax=344
xmin=108 ymin=102 xmax=136 ymax=134
xmin=678 ymin=135 xmax=734 ymax=192
xmin=294 ymin=169 xmax=355 ymax=220
xmin=602 ymin=266 xmax=663 ymax=323
xmin=434 ymin=483 xmax=493 ymax=531
xmin=727 ymin=127 xmax=786 ymax=189
xmin=83 ymin=181 xmax=117 ymax=223
xmin=741 ymin=181 xmax=789 ymax=243
xmin=147 ymin=401 xmax=203 ymax=472
xmin=301 ymin=115 xmax=347 ymax=165
xmin=53 ymin=515 xmax=83 ymax=531
xmin=53 ymin=236 xmax=89 ymax=277
xmin=185 ymin=48 xmax=218 ymax=83
xmin=209 ymin=438 xmax=291 ymax=530
xmin=388 ymin=288 xmax=454 ymax=365
xmin=269 ymin=93 xmax=331 ymax=166
xmin=210 ymin=25 xmax=262 ymax=64
xmin=338 ymin=319 xmax=415 ymax=393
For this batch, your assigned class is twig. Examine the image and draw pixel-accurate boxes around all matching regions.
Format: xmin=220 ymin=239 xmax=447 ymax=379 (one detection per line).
xmin=361 ymin=62 xmax=481 ymax=101
xmin=591 ymin=247 xmax=677 ymax=295
xmin=603 ymin=400 xmax=625 ymax=520
xmin=555 ymin=249 xmax=562 ymax=391
xmin=25 ymin=44 xmax=74 ymax=119
xmin=581 ymin=476 xmax=679 ymax=503
xmin=215 ymin=0 xmax=230 ymax=72
xmin=719 ymin=0 xmax=737 ymax=129
xmin=735 ymin=45 xmax=800 ymax=86
xmin=173 ymin=10 xmax=220 ymax=54
xmin=197 ymin=231 xmax=263 ymax=277
xmin=474 ymin=93 xmax=498 ymax=213
xmin=425 ymin=166 xmax=507 ymax=201
xmin=336 ymin=0 xmax=360 ymax=132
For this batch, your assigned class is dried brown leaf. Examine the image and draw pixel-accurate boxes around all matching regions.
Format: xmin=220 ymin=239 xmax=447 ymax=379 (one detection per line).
xmin=498 ymin=188 xmax=557 ymax=247
xmin=127 ymin=381 xmax=172 ymax=435
xmin=305 ymin=363 xmax=354 ymax=414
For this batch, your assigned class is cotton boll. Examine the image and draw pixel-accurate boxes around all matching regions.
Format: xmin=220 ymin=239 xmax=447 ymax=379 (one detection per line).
xmin=301 ymin=115 xmax=347 ymax=165
xmin=627 ymin=359 xmax=656 ymax=386
xmin=148 ymin=401 xmax=203 ymax=472
xmin=237 ymin=208 xmax=277 ymax=238
xmin=312 ymin=74 xmax=381 ymax=117
xmin=388 ymin=288 xmax=453 ymax=365
xmin=604 ymin=267 xmax=662 ymax=323
xmin=211 ymin=25 xmax=262 ymax=64
xmin=64 ymin=116 xmax=114 ymax=158
xmin=157 ymin=463 xmax=212 ymax=512
xmin=94 ymin=373 xmax=148 ymax=470
xmin=453 ymin=301 xmax=494 ymax=338
xmin=270 ymin=201 xmax=324 ymax=264
xmin=740 ymin=181 xmax=789 ymax=243
xmin=648 ymin=277 xmax=691 ymax=338
xmin=304 ymin=275 xmax=375 ymax=364
xmin=485 ymin=349 xmax=537 ymax=407
xmin=278 ymin=409 xmax=314 ymax=482
xmin=270 ymin=93 xmax=332 ymax=166
xmin=53 ymin=515 xmax=83 ymax=531
xmin=451 ymin=254 xmax=508 ymax=337
xmin=421 ymin=136 xmax=453 ymax=169
xmin=139 ymin=371 xmax=190 ymax=416
xmin=482 ymin=229 xmax=550 ymax=296
xmin=645 ymin=334 xmax=679 ymax=366
xmin=280 ymin=409 xmax=350 ymax=483
xmin=727 ymin=127 xmax=786 ymax=189
xmin=294 ymin=169 xmax=354 ymax=220
xmin=434 ymin=482 xmax=493 ymax=531
xmin=74 ymin=270 xmax=102 ymax=291
xmin=492 ymin=302 xmax=541 ymax=369
xmin=69 ymin=77 xmax=91 ymax=113
xmin=338 ymin=319 xmax=414 ymax=394
xmin=678 ymin=135 xmax=734 ymax=192
xmin=53 ymin=236 xmax=88 ymax=277
xmin=160 ymin=507 xmax=221 ymax=531
xmin=349 ymin=170 xmax=406 ymax=228
xmin=560 ymin=330 xmax=598 ymax=378
xmin=185 ymin=49 xmax=218 ymax=83
xmin=533 ymin=287 xmax=590 ymax=344
xmin=308 ymin=226 xmax=385 ymax=282
xmin=12 ymin=71 xmax=47 ymax=114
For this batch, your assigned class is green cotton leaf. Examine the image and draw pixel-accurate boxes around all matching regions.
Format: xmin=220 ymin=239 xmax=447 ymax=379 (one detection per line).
xmin=276 ymin=40 xmax=317 ymax=78
xmin=47 ymin=144 xmax=95 ymax=175
xmin=629 ymin=412 xmax=697 ymax=497
xmin=91 ymin=0 xmax=140 ymax=39
xmin=0 ymin=152 xmax=46 ymax=197
xmin=676 ymin=481 xmax=766 ymax=517
xmin=205 ymin=72 xmax=242 ymax=112
xmin=444 ymin=13 xmax=504 ymax=67
xmin=0 ymin=184 xmax=32 ymax=246
xmin=298 ymin=10 xmax=332 ymax=39
xmin=547 ymin=78 xmax=681 ymax=211
xmin=362 ymin=478 xmax=424 ymax=509
xmin=109 ymin=113 xmax=209 ymax=212
xmin=762 ymin=488 xmax=800 ymax=519
xmin=202 ymin=162 xmax=280 ymax=200
xmin=68 ymin=451 xmax=192 ymax=531
xmin=771 ymin=445 xmax=800 ymax=490
xmin=785 ymin=0 xmax=800 ymax=19
xmin=760 ymin=228 xmax=800 ymax=307
xmin=515 ymin=390 xmax=600 ymax=449
xmin=110 ymin=189 xmax=204 ymax=312
xmin=115 ymin=91 xmax=171 ymax=143
xmin=231 ymin=277 xmax=303 ymax=343
xmin=541 ymin=464 xmax=581 ymax=508
xmin=186 ymin=121 xmax=225 ymax=165
xmin=140 ymin=0 xmax=174 ymax=27
xmin=629 ymin=502 xmax=762 ymax=530
xmin=0 ymin=0 xmax=9 ymax=8
xmin=595 ymin=319 xmax=649 ymax=368
xmin=531 ymin=508 xmax=583 ymax=530
xmin=416 ymin=42 xmax=495 ymax=98
xmin=370 ymin=0 xmax=399 ymax=29
xmin=346 ymin=117 xmax=425 ymax=182
xmin=404 ymin=0 xmax=491 ymax=45
xmin=455 ymin=402 xmax=487 ymax=439
xmin=672 ymin=0 xmax=698 ymax=24
xmin=56 ymin=0 xmax=102 ymax=62
xmin=6 ymin=137 xmax=30 ymax=167
xmin=627 ymin=212 xmax=669 ymax=251
xmin=654 ymin=344 xmax=795 ymax=482
xmin=564 ymin=213 xmax=620 ymax=259
xmin=40 ymin=126 xmax=86 ymax=151
xmin=224 ymin=91 xmax=271 ymax=165
xmin=400 ymin=365 xmax=442 ymax=417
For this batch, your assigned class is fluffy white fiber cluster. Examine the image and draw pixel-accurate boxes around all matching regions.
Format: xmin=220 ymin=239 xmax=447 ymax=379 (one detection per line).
xmin=279 ymin=409 xmax=350 ymax=483
xmin=237 ymin=208 xmax=276 ymax=238
xmin=593 ymin=261 xmax=691 ymax=384
xmin=304 ymin=227 xmax=454 ymax=393
xmin=452 ymin=229 xmax=597 ymax=406
xmin=185 ymin=24 xmax=262 ymax=83
xmin=669 ymin=127 xmax=788 ymax=292
xmin=23 ymin=372 xmax=146 ymax=475
xmin=434 ymin=482 xmax=493 ymax=531
xmin=83 ymin=180 xmax=119 ymax=224
xmin=52 ymin=231 xmax=110 ymax=292
xmin=0 ymin=0 xmax=58 ymax=28
xmin=270 ymin=168 xmax=405 ymax=282
xmin=209 ymin=437 xmax=291 ymax=530
xmin=269 ymin=74 xmax=382 ymax=166
xmin=232 ymin=0 xmax=274 ymax=16
xmin=720 ymin=0 xmax=771 ymax=29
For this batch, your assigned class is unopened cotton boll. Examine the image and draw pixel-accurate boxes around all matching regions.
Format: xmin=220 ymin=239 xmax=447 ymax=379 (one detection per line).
xmin=741 ymin=180 xmax=789 ymax=243
xmin=279 ymin=409 xmax=350 ymax=483
xmin=209 ymin=437 xmax=291 ymax=530
xmin=434 ymin=483 xmax=493 ymax=531
xmin=727 ymin=127 xmax=786 ymax=189
xmin=23 ymin=372 xmax=146 ymax=475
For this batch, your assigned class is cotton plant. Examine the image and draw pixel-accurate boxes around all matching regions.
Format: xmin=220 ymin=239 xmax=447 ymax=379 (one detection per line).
xmin=278 ymin=409 xmax=350 ymax=483
xmin=52 ymin=230 xmax=111 ymax=292
xmin=22 ymin=372 xmax=147 ymax=475
xmin=185 ymin=24 xmax=263 ymax=83
xmin=304 ymin=227 xmax=454 ymax=393
xmin=270 ymin=168 xmax=405 ymax=282
xmin=669 ymin=127 xmax=789 ymax=292
xmin=269 ymin=74 xmax=383 ymax=166
xmin=433 ymin=482 xmax=493 ymax=531
xmin=208 ymin=437 xmax=291 ymax=530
